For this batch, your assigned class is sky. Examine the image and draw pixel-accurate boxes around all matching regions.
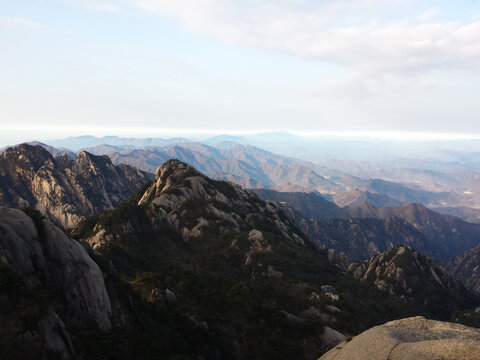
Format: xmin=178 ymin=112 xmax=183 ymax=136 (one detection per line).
xmin=1 ymin=0 xmax=480 ymax=146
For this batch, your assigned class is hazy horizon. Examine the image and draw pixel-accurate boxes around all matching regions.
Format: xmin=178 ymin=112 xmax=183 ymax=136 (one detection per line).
xmin=2 ymin=1 xmax=480 ymax=141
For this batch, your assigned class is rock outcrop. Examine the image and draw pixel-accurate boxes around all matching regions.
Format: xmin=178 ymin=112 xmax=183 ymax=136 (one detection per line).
xmin=0 ymin=144 xmax=152 ymax=228
xmin=319 ymin=316 xmax=480 ymax=360
xmin=443 ymin=244 xmax=480 ymax=296
xmin=132 ymin=159 xmax=305 ymax=245
xmin=347 ymin=246 xmax=476 ymax=319
xmin=0 ymin=206 xmax=112 ymax=359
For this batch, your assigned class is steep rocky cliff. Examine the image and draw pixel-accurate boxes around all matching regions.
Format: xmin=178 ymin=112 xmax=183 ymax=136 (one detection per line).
xmin=0 ymin=144 xmax=152 ymax=229
xmin=443 ymin=244 xmax=480 ymax=295
xmin=348 ymin=246 xmax=476 ymax=319
xmin=0 ymin=206 xmax=112 ymax=359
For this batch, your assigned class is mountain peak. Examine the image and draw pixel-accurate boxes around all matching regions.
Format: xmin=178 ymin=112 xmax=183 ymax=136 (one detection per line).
xmin=139 ymin=159 xmax=242 ymax=211
xmin=1 ymin=143 xmax=53 ymax=169
xmin=155 ymin=159 xmax=202 ymax=181
xmin=348 ymin=246 xmax=475 ymax=318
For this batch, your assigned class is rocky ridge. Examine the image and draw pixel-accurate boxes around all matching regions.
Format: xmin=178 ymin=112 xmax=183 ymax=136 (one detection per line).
xmin=255 ymin=189 xmax=480 ymax=260
xmin=0 ymin=144 xmax=152 ymax=229
xmin=298 ymin=217 xmax=433 ymax=260
xmin=348 ymin=246 xmax=476 ymax=319
xmin=443 ymin=244 xmax=480 ymax=296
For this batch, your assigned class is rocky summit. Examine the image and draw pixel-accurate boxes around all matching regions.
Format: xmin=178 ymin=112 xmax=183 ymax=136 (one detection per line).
xmin=0 ymin=144 xmax=152 ymax=229
xmin=348 ymin=246 xmax=476 ymax=319
xmin=443 ymin=244 xmax=480 ymax=296
xmin=319 ymin=316 xmax=480 ymax=360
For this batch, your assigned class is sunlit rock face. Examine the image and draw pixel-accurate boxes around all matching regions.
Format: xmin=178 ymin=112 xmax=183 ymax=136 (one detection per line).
xmin=319 ymin=316 xmax=480 ymax=360
xmin=0 ymin=144 xmax=152 ymax=229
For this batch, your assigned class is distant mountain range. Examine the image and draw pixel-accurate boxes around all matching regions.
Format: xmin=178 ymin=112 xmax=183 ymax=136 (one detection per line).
xmin=7 ymin=136 xmax=480 ymax=219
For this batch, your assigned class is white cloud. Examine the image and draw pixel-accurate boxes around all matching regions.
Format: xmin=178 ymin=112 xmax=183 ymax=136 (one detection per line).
xmin=130 ymin=0 xmax=480 ymax=93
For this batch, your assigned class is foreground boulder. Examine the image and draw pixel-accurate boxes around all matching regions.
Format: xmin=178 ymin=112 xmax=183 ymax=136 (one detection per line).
xmin=319 ymin=316 xmax=480 ymax=360
xmin=0 ymin=206 xmax=112 ymax=359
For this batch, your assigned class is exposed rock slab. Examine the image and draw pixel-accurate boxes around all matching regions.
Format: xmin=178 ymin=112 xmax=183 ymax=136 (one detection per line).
xmin=319 ymin=316 xmax=480 ymax=360
xmin=0 ymin=206 xmax=112 ymax=329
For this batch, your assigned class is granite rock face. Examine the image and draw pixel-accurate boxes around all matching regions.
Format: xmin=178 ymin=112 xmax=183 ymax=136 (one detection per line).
xmin=347 ymin=246 xmax=476 ymax=318
xmin=0 ymin=206 xmax=112 ymax=329
xmin=0 ymin=206 xmax=112 ymax=359
xmin=443 ymin=244 xmax=480 ymax=296
xmin=319 ymin=316 xmax=480 ymax=360
xmin=0 ymin=144 xmax=152 ymax=229
xmin=132 ymin=159 xmax=305 ymax=245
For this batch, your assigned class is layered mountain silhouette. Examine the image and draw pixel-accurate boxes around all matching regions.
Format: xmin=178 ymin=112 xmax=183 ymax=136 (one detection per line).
xmin=18 ymin=137 xmax=480 ymax=220
xmin=0 ymin=144 xmax=152 ymax=229
xmin=255 ymin=190 xmax=480 ymax=260
xmin=299 ymin=217 xmax=434 ymax=260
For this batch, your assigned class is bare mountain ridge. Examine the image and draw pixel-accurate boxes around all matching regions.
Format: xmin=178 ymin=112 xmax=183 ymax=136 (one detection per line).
xmin=329 ymin=189 xmax=403 ymax=207
xmin=86 ymin=142 xmax=345 ymax=193
xmin=0 ymin=144 xmax=152 ymax=229
xmin=347 ymin=246 xmax=476 ymax=319
xmin=443 ymin=244 xmax=480 ymax=296
xmin=84 ymin=142 xmax=480 ymax=211
xmin=20 ymin=138 xmax=480 ymax=224
xmin=254 ymin=190 xmax=480 ymax=260
xmin=298 ymin=217 xmax=436 ymax=260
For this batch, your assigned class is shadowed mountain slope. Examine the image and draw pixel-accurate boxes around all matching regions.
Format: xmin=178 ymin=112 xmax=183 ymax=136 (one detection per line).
xmin=443 ymin=244 xmax=480 ymax=296
xmin=254 ymin=189 xmax=480 ymax=260
xmin=348 ymin=246 xmax=476 ymax=319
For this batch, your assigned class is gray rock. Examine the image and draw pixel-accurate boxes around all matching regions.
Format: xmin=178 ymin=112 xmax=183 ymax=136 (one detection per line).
xmin=320 ymin=285 xmax=339 ymax=301
xmin=325 ymin=305 xmax=341 ymax=314
xmin=165 ymin=289 xmax=177 ymax=304
xmin=148 ymin=288 xmax=164 ymax=304
xmin=319 ymin=316 xmax=480 ymax=360
xmin=0 ymin=144 xmax=151 ymax=229
xmin=319 ymin=326 xmax=344 ymax=349
xmin=0 ymin=206 xmax=112 ymax=330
